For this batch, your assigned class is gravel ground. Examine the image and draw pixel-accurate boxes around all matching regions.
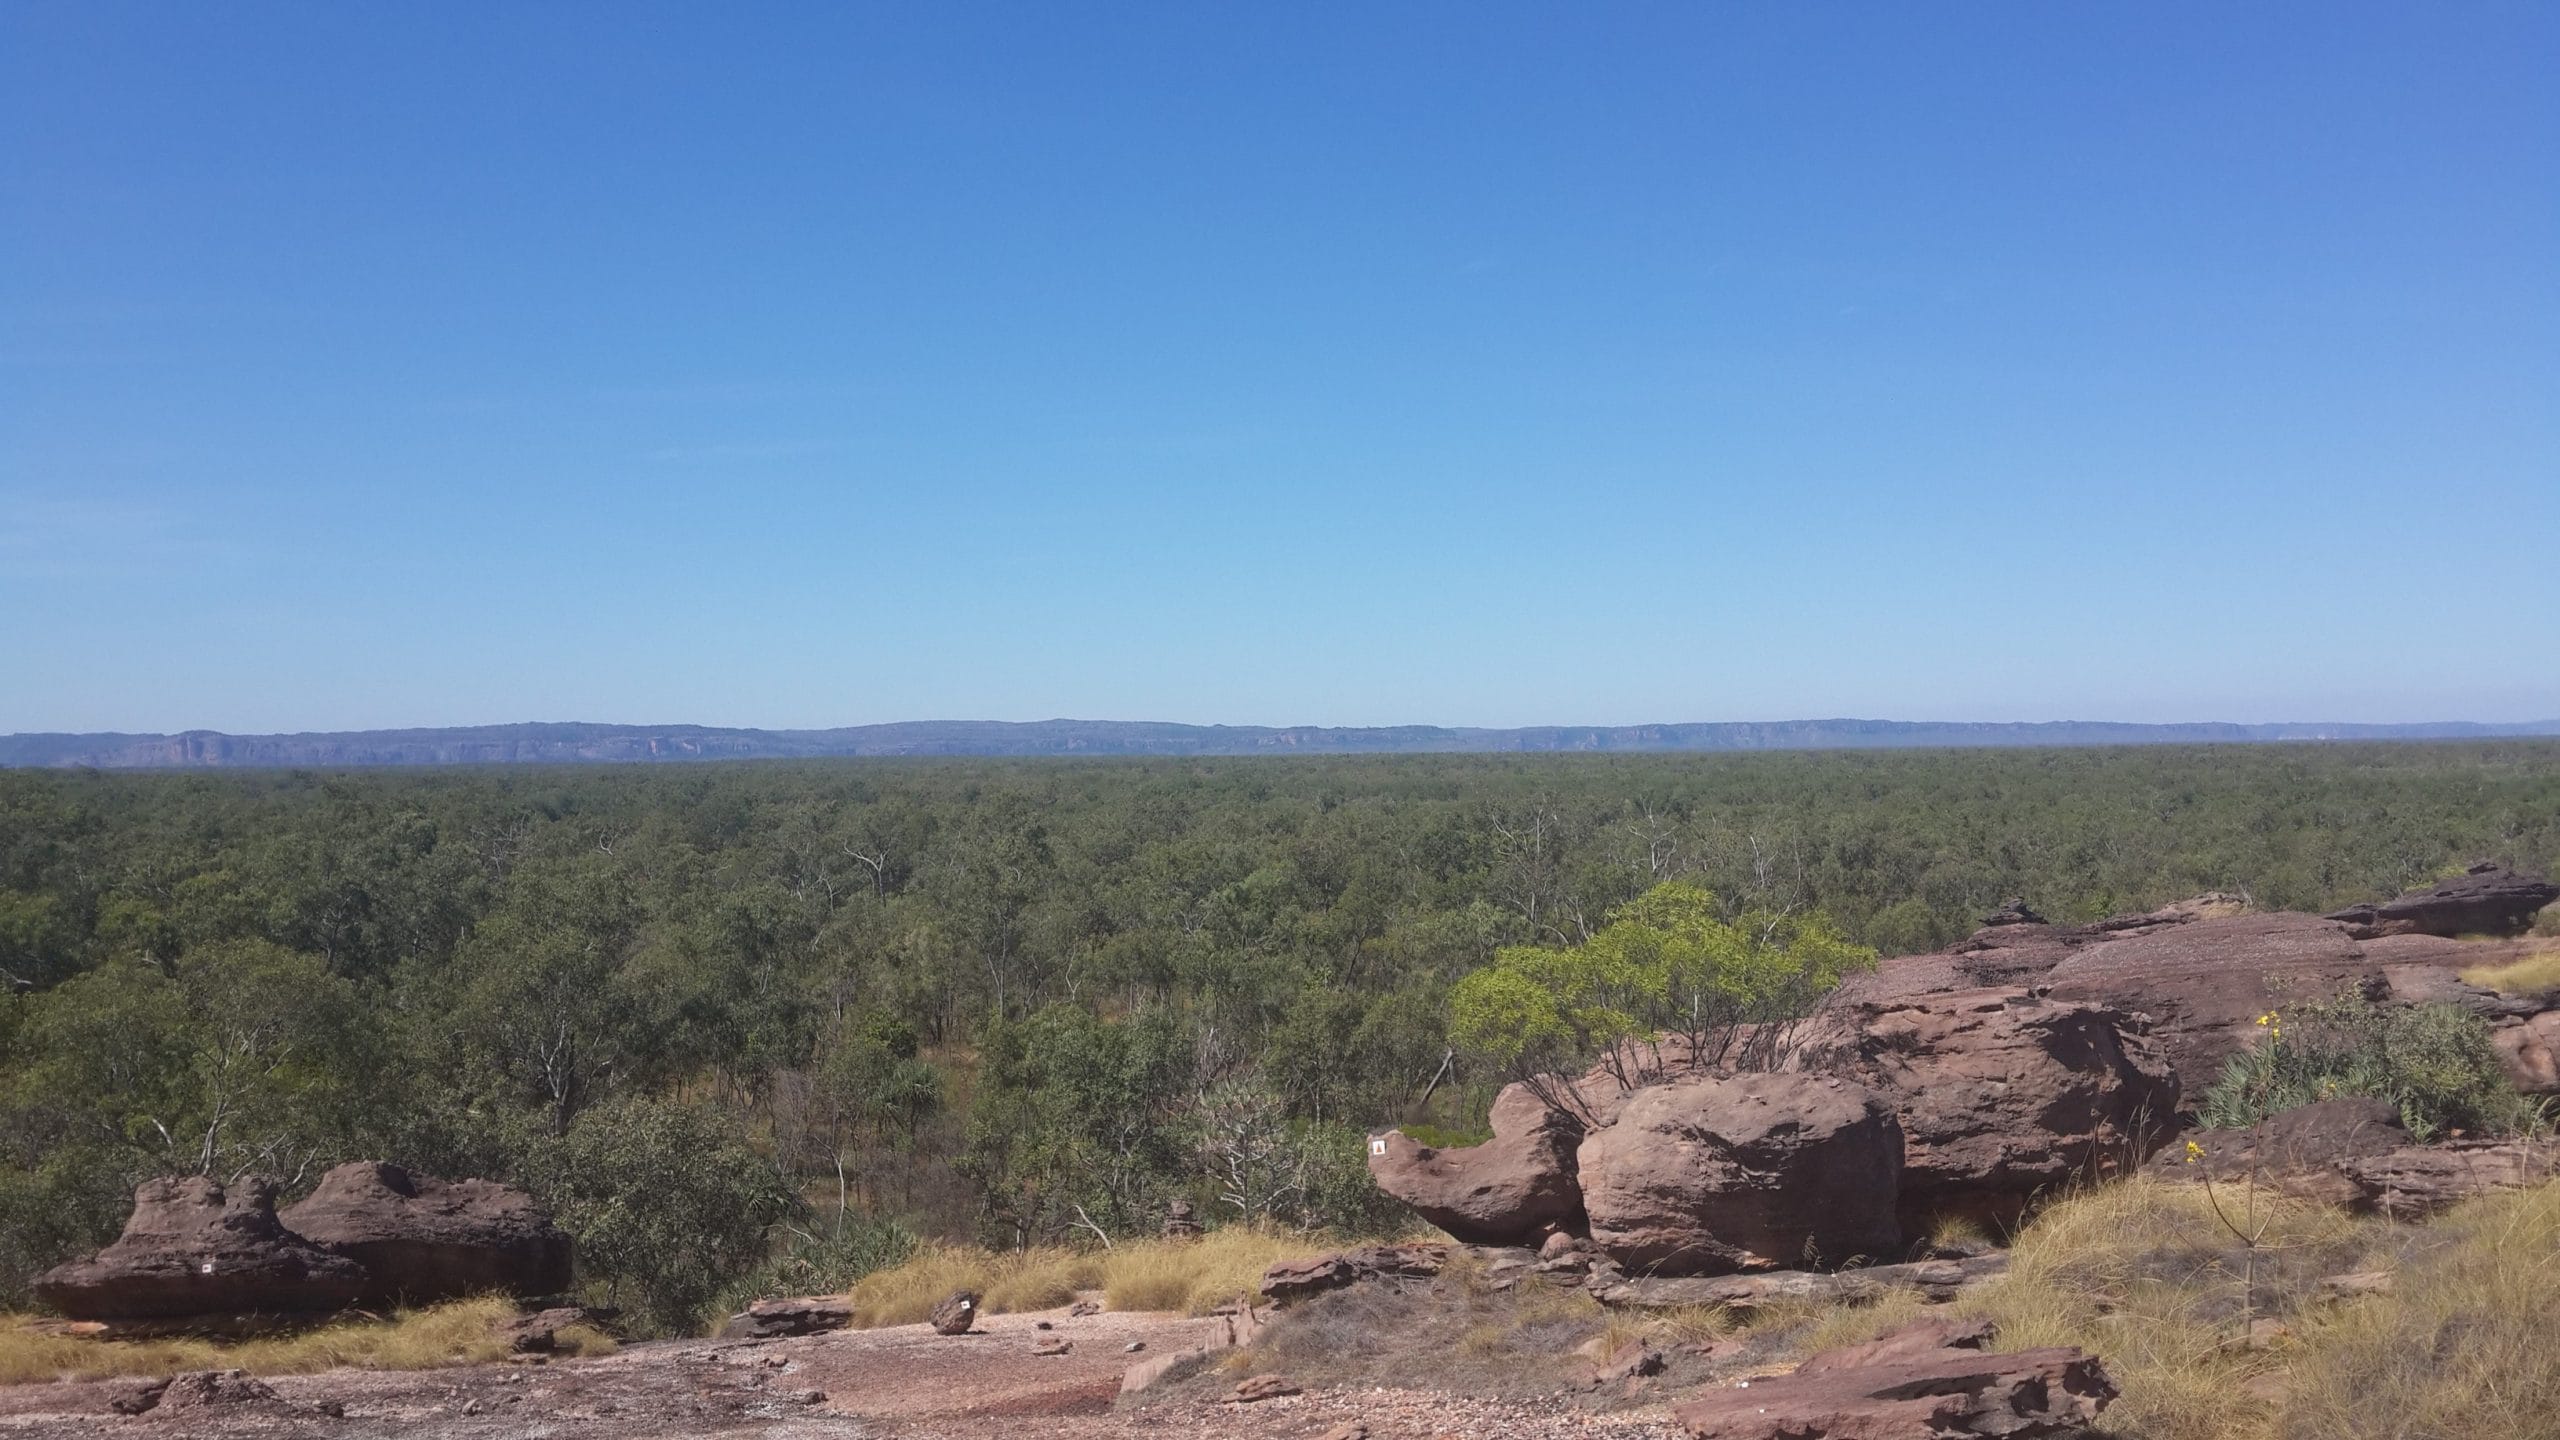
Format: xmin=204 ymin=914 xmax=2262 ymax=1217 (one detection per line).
xmin=0 ymin=1301 xmax=1688 ymax=1440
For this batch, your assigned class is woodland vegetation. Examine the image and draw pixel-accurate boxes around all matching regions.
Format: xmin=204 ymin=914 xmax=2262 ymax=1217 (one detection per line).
xmin=4 ymin=741 xmax=2556 ymax=1331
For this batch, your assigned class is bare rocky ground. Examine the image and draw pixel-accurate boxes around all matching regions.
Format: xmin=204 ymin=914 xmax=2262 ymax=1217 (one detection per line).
xmin=0 ymin=1302 xmax=1684 ymax=1440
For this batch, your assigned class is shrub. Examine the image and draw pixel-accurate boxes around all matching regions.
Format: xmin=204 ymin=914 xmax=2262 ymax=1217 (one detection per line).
xmin=1450 ymin=882 xmax=1875 ymax=1122
xmin=2198 ymin=993 xmax=2543 ymax=1141
xmin=0 ymin=1148 xmax=145 ymax=1312
xmin=714 ymin=1210 xmax=920 ymax=1317
xmin=529 ymin=1097 xmax=798 ymax=1336
xmin=1291 ymin=1120 xmax=1415 ymax=1238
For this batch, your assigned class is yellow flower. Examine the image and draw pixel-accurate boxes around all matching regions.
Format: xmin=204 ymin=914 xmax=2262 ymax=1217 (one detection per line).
xmin=2184 ymin=1139 xmax=2205 ymax=1165
xmin=2255 ymin=1013 xmax=2274 ymax=1026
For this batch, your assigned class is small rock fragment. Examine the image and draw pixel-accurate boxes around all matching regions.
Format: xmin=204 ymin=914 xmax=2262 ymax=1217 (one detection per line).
xmin=106 ymin=1378 xmax=170 ymax=1416
xmin=2317 ymin=1270 xmax=2394 ymax=1301
xmin=1227 ymin=1372 xmax=1302 ymax=1404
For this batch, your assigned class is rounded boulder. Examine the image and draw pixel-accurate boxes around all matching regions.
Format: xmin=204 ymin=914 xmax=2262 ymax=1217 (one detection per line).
xmin=1575 ymin=1072 xmax=1904 ymax=1276
xmin=279 ymin=1161 xmax=571 ymax=1307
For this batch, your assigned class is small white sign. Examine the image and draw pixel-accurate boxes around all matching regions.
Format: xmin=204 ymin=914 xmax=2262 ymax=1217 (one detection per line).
xmin=1369 ymin=1137 xmax=1387 ymax=1156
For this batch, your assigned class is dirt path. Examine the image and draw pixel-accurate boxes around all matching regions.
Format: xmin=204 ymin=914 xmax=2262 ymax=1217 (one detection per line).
xmin=0 ymin=1303 xmax=1684 ymax=1440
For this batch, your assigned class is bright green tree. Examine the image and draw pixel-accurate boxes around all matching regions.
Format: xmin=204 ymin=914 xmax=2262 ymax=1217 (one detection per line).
xmin=532 ymin=1096 xmax=797 ymax=1335
xmin=1449 ymin=881 xmax=1874 ymax=1123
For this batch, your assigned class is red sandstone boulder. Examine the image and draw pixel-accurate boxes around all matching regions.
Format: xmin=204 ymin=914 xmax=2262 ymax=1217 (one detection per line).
xmin=1259 ymin=1243 xmax=1447 ymax=1303
xmin=1574 ymin=1072 xmax=1903 ymax=1276
xmin=1367 ymin=1082 xmax=1584 ymax=1245
xmin=1792 ymin=987 xmax=2181 ymax=1230
xmin=280 ymin=1161 xmax=571 ymax=1307
xmin=1852 ymin=894 xmax=2248 ymax=997
xmin=2145 ymin=1097 xmax=2411 ymax=1208
xmin=714 ymin=1295 xmax=854 ymax=1340
xmin=33 ymin=1177 xmax=369 ymax=1321
xmin=2038 ymin=912 xmax=2381 ymax=1088
xmin=2327 ymin=863 xmax=2560 ymax=939
xmin=1848 ymin=906 xmax=2556 ymax=1111
xmin=2495 ymin=1011 xmax=2560 ymax=1094
xmin=1674 ymin=1323 xmax=2116 ymax=1440
xmin=502 ymin=1304 xmax=612 ymax=1352
xmin=930 ymin=1289 xmax=981 ymax=1335
xmin=1794 ymin=1315 xmax=1995 ymax=1372
xmin=2340 ymin=1140 xmax=2559 ymax=1218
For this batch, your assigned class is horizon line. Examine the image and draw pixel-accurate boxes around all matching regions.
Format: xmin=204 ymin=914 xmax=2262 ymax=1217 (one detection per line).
xmin=8 ymin=714 xmax=2560 ymax=771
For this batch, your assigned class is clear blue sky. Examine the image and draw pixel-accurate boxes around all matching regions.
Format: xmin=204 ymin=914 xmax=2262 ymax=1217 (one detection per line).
xmin=5 ymin=3 xmax=2554 ymax=734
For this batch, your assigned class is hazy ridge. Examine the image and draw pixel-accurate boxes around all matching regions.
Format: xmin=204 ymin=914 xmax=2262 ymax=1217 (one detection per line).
xmin=6 ymin=717 xmax=2558 ymax=768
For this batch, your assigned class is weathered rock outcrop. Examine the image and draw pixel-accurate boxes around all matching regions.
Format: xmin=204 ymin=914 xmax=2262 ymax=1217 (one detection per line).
xmin=500 ymin=1304 xmax=612 ymax=1352
xmin=34 ymin=1177 xmax=369 ymax=1321
xmin=2328 ymin=863 xmax=2560 ymax=939
xmin=2494 ymin=1011 xmax=2560 ymax=1094
xmin=1258 ymin=1244 xmax=1448 ymax=1303
xmin=714 ymin=1295 xmax=854 ymax=1340
xmin=1793 ymin=987 xmax=2180 ymax=1230
xmin=1367 ymin=1082 xmax=1584 ymax=1245
xmin=2378 ymin=963 xmax=2545 ymax=1020
xmin=1673 ymin=1321 xmax=2116 ymax=1440
xmin=280 ymin=1161 xmax=571 ymax=1307
xmin=2146 ymin=1097 xmax=2412 ymax=1208
xmin=1850 ymin=894 xmax=2249 ymax=997
xmin=2339 ymin=1140 xmax=2559 ymax=1217
xmin=1796 ymin=1315 xmax=1995 ymax=1371
xmin=1850 ymin=901 xmax=2560 ymax=1105
xmin=1594 ymin=1253 xmax=2009 ymax=1312
xmin=2037 ymin=913 xmax=2383 ymax=1088
xmin=1574 ymin=1073 xmax=1903 ymax=1275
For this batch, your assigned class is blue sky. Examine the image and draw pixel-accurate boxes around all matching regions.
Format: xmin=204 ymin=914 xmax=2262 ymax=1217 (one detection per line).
xmin=4 ymin=3 xmax=2554 ymax=734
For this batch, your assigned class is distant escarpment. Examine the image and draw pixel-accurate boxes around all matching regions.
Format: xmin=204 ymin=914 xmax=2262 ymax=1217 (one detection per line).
xmin=7 ymin=716 xmax=2557 ymax=769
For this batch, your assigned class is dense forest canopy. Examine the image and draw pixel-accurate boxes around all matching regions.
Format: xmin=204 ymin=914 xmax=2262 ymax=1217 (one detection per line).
xmin=4 ymin=742 xmax=2556 ymax=1326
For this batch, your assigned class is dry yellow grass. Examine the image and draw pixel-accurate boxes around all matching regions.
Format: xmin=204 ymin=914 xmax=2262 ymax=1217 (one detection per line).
xmin=842 ymin=1243 xmax=1100 ymax=1326
xmin=1947 ymin=1179 xmax=2353 ymax=1440
xmin=0 ymin=1298 xmax=613 ymax=1386
xmin=1097 ymin=1227 xmax=1326 ymax=1314
xmin=844 ymin=1225 xmax=1340 ymax=1327
xmin=1718 ymin=1179 xmax=2361 ymax=1440
xmin=1676 ymin=1177 xmax=2560 ymax=1440
xmin=2279 ymin=1178 xmax=2560 ymax=1440
xmin=2463 ymin=946 xmax=2560 ymax=1000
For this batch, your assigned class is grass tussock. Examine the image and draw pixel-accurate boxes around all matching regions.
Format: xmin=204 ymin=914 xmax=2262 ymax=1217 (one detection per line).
xmin=845 ymin=1226 xmax=1338 ymax=1327
xmin=0 ymin=1297 xmax=611 ymax=1386
xmin=1730 ymin=1176 xmax=2560 ymax=1440
xmin=2464 ymin=945 xmax=2560 ymax=1000
xmin=2278 ymin=1179 xmax=2560 ymax=1440
xmin=1957 ymin=1179 xmax=2362 ymax=1440
xmin=844 ymin=1244 xmax=1099 ymax=1326
xmin=1097 ymin=1228 xmax=1326 ymax=1314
